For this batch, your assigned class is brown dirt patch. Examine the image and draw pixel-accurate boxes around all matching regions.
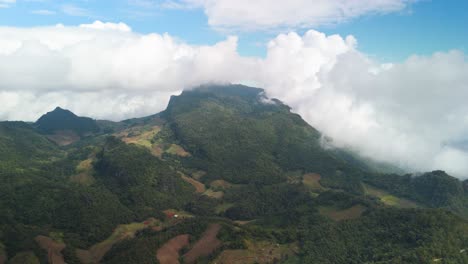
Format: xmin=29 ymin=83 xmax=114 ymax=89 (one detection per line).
xmin=302 ymin=173 xmax=324 ymax=190
xmin=210 ymin=180 xmax=233 ymax=189
xmin=179 ymin=173 xmax=206 ymax=193
xmin=215 ymin=241 xmax=298 ymax=264
xmin=47 ymin=130 xmax=80 ymax=146
xmin=35 ymin=236 xmax=66 ymax=264
xmin=319 ymin=204 xmax=367 ymax=221
xmin=0 ymin=253 xmax=5 ymax=264
xmin=183 ymin=223 xmax=222 ymax=264
xmin=69 ymin=173 xmax=95 ymax=186
xmin=156 ymin=234 xmax=190 ymax=264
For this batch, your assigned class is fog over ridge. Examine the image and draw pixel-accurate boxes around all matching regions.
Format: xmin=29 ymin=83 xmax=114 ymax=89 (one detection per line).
xmin=0 ymin=21 xmax=467 ymax=178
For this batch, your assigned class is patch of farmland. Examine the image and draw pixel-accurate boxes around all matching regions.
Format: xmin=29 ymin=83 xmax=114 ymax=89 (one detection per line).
xmin=76 ymin=218 xmax=161 ymax=264
xmin=156 ymin=234 xmax=190 ymax=264
xmin=179 ymin=172 xmax=206 ymax=193
xmin=302 ymin=173 xmax=325 ymax=191
xmin=214 ymin=240 xmax=298 ymax=264
xmin=364 ymin=184 xmax=419 ymax=208
xmin=35 ymin=235 xmax=66 ymax=264
xmin=203 ymin=189 xmax=224 ymax=199
xmin=319 ymin=204 xmax=367 ymax=221
xmin=183 ymin=223 xmax=222 ymax=264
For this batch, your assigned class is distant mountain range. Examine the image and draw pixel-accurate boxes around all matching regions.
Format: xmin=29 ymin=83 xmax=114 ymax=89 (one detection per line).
xmin=0 ymin=84 xmax=467 ymax=263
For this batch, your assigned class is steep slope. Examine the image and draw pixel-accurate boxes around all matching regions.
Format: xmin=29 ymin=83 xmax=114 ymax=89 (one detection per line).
xmin=0 ymin=84 xmax=467 ymax=263
xmin=164 ymin=84 xmax=364 ymax=192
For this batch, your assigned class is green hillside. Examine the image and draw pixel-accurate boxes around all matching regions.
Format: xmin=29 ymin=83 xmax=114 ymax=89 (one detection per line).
xmin=0 ymin=85 xmax=467 ymax=263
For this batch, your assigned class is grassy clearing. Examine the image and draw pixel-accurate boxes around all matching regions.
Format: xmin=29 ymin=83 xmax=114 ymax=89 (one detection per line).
xmin=203 ymin=189 xmax=224 ymax=199
xmin=364 ymin=184 xmax=419 ymax=208
xmin=216 ymin=203 xmax=234 ymax=214
xmin=166 ymin=144 xmax=191 ymax=157
xmin=76 ymin=218 xmax=162 ymax=264
xmin=319 ymin=204 xmax=367 ymax=221
xmin=70 ymin=158 xmax=95 ymax=186
xmin=156 ymin=234 xmax=190 ymax=264
xmin=179 ymin=172 xmax=206 ymax=193
xmin=215 ymin=240 xmax=298 ymax=264
xmin=117 ymin=126 xmax=161 ymax=148
xmin=210 ymin=180 xmax=233 ymax=190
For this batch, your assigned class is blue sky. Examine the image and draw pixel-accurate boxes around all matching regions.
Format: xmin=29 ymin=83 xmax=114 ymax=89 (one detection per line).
xmin=0 ymin=0 xmax=467 ymax=61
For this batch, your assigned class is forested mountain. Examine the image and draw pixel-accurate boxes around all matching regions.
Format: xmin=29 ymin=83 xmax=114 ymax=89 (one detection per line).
xmin=0 ymin=84 xmax=467 ymax=263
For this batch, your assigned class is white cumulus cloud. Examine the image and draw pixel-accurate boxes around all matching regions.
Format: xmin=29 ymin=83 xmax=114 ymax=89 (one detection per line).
xmin=169 ymin=0 xmax=414 ymax=30
xmin=0 ymin=21 xmax=468 ymax=178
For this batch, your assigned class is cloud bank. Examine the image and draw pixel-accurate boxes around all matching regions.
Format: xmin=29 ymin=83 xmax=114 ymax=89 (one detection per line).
xmin=1 ymin=21 xmax=468 ymax=178
xmin=168 ymin=0 xmax=414 ymax=30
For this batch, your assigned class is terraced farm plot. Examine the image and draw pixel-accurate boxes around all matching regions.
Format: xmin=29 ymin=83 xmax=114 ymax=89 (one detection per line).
xmin=156 ymin=234 xmax=190 ymax=264
xmin=319 ymin=204 xmax=367 ymax=221
xmin=183 ymin=223 xmax=222 ymax=264
xmin=364 ymin=184 xmax=419 ymax=208
xmin=76 ymin=218 xmax=161 ymax=264
xmin=215 ymin=240 xmax=298 ymax=264
xmin=35 ymin=235 xmax=66 ymax=264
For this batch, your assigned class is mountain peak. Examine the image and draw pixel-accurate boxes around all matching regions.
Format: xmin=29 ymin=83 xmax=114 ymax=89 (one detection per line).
xmin=35 ymin=107 xmax=99 ymax=136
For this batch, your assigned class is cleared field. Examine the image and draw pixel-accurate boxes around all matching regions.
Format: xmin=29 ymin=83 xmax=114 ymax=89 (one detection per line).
xmin=179 ymin=172 xmax=206 ymax=193
xmin=210 ymin=180 xmax=233 ymax=189
xmin=302 ymin=173 xmax=325 ymax=191
xmin=70 ymin=158 xmax=95 ymax=186
xmin=35 ymin=235 xmax=66 ymax=264
xmin=118 ymin=126 xmax=161 ymax=148
xmin=215 ymin=240 xmax=298 ymax=264
xmin=319 ymin=204 xmax=367 ymax=221
xmin=46 ymin=130 xmax=80 ymax=146
xmin=364 ymin=184 xmax=419 ymax=208
xmin=183 ymin=223 xmax=222 ymax=264
xmin=156 ymin=234 xmax=190 ymax=264
xmin=192 ymin=170 xmax=206 ymax=180
xmin=166 ymin=144 xmax=191 ymax=157
xmin=163 ymin=209 xmax=194 ymax=219
xmin=76 ymin=218 xmax=161 ymax=264
xmin=203 ymin=189 xmax=224 ymax=199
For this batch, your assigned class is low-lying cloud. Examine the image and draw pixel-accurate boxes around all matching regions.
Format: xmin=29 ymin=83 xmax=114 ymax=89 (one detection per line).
xmin=1 ymin=21 xmax=467 ymax=178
